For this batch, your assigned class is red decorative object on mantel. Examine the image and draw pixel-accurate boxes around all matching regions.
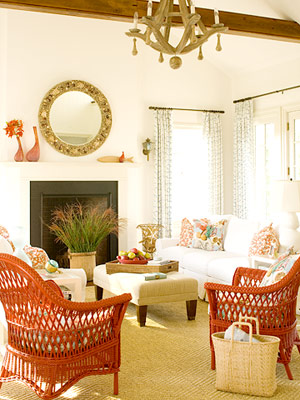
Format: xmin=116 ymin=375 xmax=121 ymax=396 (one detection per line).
xmin=26 ymin=126 xmax=40 ymax=162
xmin=14 ymin=136 xmax=24 ymax=162
xmin=4 ymin=119 xmax=24 ymax=162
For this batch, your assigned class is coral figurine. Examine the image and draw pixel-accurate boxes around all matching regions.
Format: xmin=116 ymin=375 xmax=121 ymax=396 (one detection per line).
xmin=119 ymin=151 xmax=125 ymax=163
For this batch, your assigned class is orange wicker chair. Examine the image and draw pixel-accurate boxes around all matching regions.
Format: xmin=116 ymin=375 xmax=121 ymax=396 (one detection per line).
xmin=204 ymin=256 xmax=300 ymax=380
xmin=0 ymin=253 xmax=131 ymax=399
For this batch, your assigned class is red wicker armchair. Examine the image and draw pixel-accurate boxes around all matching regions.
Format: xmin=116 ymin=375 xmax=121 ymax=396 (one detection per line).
xmin=204 ymin=256 xmax=300 ymax=380
xmin=0 ymin=253 xmax=131 ymax=399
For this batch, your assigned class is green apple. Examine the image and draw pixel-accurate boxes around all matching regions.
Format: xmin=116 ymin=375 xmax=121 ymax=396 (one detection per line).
xmin=119 ymin=250 xmax=128 ymax=256
xmin=128 ymin=251 xmax=136 ymax=259
xmin=138 ymin=250 xmax=144 ymax=256
xmin=144 ymin=252 xmax=151 ymax=259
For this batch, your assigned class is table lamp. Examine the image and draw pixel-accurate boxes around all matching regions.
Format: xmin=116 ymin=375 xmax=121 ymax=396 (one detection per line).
xmin=272 ymin=179 xmax=300 ymax=251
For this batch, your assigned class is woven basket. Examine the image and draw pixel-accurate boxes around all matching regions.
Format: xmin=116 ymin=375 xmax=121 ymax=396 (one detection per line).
xmin=212 ymin=317 xmax=280 ymax=397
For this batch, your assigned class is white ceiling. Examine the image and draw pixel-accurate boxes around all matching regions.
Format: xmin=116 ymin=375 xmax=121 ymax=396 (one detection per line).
xmin=186 ymin=0 xmax=300 ymax=76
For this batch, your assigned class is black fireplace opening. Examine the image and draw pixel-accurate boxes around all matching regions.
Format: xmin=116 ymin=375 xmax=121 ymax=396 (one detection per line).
xmin=30 ymin=181 xmax=118 ymax=268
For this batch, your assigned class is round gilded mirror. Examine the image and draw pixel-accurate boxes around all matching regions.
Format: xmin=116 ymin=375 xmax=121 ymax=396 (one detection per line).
xmin=38 ymin=80 xmax=112 ymax=156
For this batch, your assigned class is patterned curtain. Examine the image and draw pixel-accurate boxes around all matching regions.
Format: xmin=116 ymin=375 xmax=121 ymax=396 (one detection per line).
xmin=203 ymin=112 xmax=224 ymax=215
xmin=153 ymin=109 xmax=173 ymax=238
xmin=233 ymin=100 xmax=255 ymax=219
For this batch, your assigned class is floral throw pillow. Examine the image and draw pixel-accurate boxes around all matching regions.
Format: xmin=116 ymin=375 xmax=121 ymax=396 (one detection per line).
xmin=178 ymin=218 xmax=194 ymax=247
xmin=259 ymin=254 xmax=299 ymax=287
xmin=248 ymin=223 xmax=279 ymax=257
xmin=23 ymin=245 xmax=49 ymax=269
xmin=0 ymin=225 xmax=9 ymax=240
xmin=0 ymin=225 xmax=15 ymax=251
xmin=191 ymin=219 xmax=227 ymax=251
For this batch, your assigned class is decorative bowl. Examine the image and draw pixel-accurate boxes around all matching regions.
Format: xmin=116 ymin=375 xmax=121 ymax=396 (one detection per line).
xmin=117 ymin=256 xmax=148 ymax=265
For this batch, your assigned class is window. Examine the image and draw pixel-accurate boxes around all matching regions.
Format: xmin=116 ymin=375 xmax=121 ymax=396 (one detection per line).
xmin=288 ymin=111 xmax=300 ymax=179
xmin=171 ymin=124 xmax=208 ymax=232
xmin=254 ymin=122 xmax=275 ymax=218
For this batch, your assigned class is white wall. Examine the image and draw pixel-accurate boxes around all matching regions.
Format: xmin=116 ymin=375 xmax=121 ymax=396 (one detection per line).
xmin=0 ymin=8 xmax=233 ymax=243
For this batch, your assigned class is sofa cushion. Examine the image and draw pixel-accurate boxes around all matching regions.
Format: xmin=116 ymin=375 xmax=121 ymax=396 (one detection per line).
xmin=259 ymin=254 xmax=299 ymax=287
xmin=157 ymin=245 xmax=194 ymax=264
xmin=223 ymin=217 xmax=260 ymax=256
xmin=178 ymin=218 xmax=194 ymax=247
xmin=181 ymin=250 xmax=243 ymax=276
xmin=191 ymin=219 xmax=227 ymax=251
xmin=207 ymin=256 xmax=251 ymax=283
xmin=23 ymin=245 xmax=49 ymax=269
xmin=248 ymin=223 xmax=279 ymax=257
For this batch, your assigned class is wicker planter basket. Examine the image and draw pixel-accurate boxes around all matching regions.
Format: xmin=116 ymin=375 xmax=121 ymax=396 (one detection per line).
xmin=212 ymin=318 xmax=280 ymax=397
xmin=68 ymin=251 xmax=96 ymax=281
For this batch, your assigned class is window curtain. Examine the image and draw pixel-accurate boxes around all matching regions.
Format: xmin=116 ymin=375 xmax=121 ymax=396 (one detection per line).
xmin=233 ymin=100 xmax=255 ymax=219
xmin=153 ymin=109 xmax=173 ymax=238
xmin=203 ymin=112 xmax=224 ymax=215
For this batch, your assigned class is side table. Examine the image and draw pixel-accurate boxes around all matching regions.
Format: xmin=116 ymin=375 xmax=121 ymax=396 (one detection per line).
xmin=36 ymin=268 xmax=87 ymax=302
xmin=250 ymin=255 xmax=276 ymax=270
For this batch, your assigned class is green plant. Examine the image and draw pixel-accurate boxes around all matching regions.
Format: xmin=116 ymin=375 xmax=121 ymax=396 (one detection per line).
xmin=48 ymin=202 xmax=123 ymax=253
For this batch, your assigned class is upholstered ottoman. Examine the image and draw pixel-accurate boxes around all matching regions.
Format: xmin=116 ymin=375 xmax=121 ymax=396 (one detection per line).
xmin=93 ymin=264 xmax=198 ymax=326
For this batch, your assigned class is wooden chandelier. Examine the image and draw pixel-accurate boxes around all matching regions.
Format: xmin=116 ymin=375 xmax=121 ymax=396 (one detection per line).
xmin=125 ymin=0 xmax=228 ymax=69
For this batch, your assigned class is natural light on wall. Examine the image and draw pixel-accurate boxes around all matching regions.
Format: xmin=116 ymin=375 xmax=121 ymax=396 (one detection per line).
xmin=171 ymin=125 xmax=208 ymax=235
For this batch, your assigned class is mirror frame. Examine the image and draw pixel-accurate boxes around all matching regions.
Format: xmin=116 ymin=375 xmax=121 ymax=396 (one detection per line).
xmin=38 ymin=80 xmax=112 ymax=157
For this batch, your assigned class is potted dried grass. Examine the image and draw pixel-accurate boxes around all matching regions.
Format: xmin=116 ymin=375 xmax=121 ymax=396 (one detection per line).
xmin=48 ymin=202 xmax=122 ymax=280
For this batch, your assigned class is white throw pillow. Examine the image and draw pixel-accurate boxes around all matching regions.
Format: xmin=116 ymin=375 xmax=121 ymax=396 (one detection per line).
xmin=0 ymin=236 xmax=14 ymax=255
xmin=223 ymin=217 xmax=260 ymax=256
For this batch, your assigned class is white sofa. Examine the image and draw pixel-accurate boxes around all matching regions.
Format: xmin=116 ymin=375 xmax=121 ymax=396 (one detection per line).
xmin=156 ymin=216 xmax=268 ymax=299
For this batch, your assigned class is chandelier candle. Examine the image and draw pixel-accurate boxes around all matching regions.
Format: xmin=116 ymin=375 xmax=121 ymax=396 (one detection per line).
xmin=147 ymin=0 xmax=153 ymax=17
xmin=214 ymin=9 xmax=220 ymax=25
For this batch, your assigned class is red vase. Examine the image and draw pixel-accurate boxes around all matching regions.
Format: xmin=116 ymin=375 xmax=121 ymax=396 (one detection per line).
xmin=26 ymin=126 xmax=40 ymax=162
xmin=14 ymin=136 xmax=24 ymax=162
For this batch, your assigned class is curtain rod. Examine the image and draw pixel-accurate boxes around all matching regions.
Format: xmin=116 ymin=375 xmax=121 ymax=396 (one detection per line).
xmin=233 ymin=84 xmax=300 ymax=104
xmin=149 ymin=106 xmax=225 ymax=114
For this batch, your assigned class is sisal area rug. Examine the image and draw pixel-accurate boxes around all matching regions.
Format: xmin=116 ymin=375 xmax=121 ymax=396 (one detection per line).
xmin=1 ymin=287 xmax=300 ymax=400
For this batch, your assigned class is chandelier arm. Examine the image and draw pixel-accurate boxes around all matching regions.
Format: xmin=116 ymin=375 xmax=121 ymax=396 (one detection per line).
xmin=163 ymin=0 xmax=174 ymax=43
xmin=180 ymin=26 xmax=228 ymax=54
xmin=142 ymin=17 xmax=176 ymax=53
xmin=175 ymin=14 xmax=200 ymax=54
xmin=154 ymin=0 xmax=170 ymax=26
xmin=126 ymin=28 xmax=174 ymax=55
xmin=178 ymin=0 xmax=191 ymax=26
xmin=197 ymin=18 xmax=208 ymax=34
xmin=126 ymin=31 xmax=147 ymax=40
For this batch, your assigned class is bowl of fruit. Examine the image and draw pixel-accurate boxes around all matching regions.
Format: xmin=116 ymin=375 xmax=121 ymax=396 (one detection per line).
xmin=117 ymin=248 xmax=151 ymax=264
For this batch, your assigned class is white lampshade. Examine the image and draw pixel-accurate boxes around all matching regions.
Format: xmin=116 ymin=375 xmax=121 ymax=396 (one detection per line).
xmin=272 ymin=180 xmax=300 ymax=212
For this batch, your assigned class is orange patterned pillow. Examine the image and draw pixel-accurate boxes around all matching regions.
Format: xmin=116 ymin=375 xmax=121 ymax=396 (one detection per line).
xmin=0 ymin=225 xmax=15 ymax=251
xmin=23 ymin=245 xmax=49 ymax=269
xmin=0 ymin=225 xmax=9 ymax=240
xmin=178 ymin=218 xmax=194 ymax=247
xmin=248 ymin=224 xmax=280 ymax=257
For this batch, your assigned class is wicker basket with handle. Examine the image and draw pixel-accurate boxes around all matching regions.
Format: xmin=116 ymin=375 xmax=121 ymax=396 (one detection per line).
xmin=212 ymin=316 xmax=280 ymax=397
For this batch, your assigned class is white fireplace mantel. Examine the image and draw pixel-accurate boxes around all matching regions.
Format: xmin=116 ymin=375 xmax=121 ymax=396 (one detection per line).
xmin=0 ymin=162 xmax=143 ymax=250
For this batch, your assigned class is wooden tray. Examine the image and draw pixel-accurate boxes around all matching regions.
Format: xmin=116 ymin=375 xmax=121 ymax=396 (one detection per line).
xmin=106 ymin=260 xmax=179 ymax=275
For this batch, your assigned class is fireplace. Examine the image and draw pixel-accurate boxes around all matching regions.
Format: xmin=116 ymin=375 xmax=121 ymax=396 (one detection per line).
xmin=30 ymin=181 xmax=118 ymax=268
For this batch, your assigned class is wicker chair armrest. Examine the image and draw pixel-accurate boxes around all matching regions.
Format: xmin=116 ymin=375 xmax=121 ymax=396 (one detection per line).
xmin=45 ymin=279 xmax=64 ymax=298
xmin=232 ymin=267 xmax=267 ymax=287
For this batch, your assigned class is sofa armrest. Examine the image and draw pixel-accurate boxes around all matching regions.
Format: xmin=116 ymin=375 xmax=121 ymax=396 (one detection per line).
xmin=156 ymin=238 xmax=179 ymax=252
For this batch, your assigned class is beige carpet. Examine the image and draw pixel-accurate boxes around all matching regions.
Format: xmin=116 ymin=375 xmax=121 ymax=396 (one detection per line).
xmin=1 ymin=286 xmax=300 ymax=400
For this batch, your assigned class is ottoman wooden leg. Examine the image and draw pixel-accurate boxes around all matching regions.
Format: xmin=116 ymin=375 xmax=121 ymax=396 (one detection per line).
xmin=95 ymin=286 xmax=103 ymax=300
xmin=186 ymin=300 xmax=197 ymax=320
xmin=136 ymin=305 xmax=148 ymax=327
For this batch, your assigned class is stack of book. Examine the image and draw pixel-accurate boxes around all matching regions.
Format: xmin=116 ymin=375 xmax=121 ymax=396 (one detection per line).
xmin=143 ymin=272 xmax=167 ymax=281
xmin=147 ymin=259 xmax=171 ymax=266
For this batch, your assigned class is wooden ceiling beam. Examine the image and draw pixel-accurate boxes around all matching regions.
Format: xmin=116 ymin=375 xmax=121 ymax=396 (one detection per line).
xmin=0 ymin=0 xmax=300 ymax=43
